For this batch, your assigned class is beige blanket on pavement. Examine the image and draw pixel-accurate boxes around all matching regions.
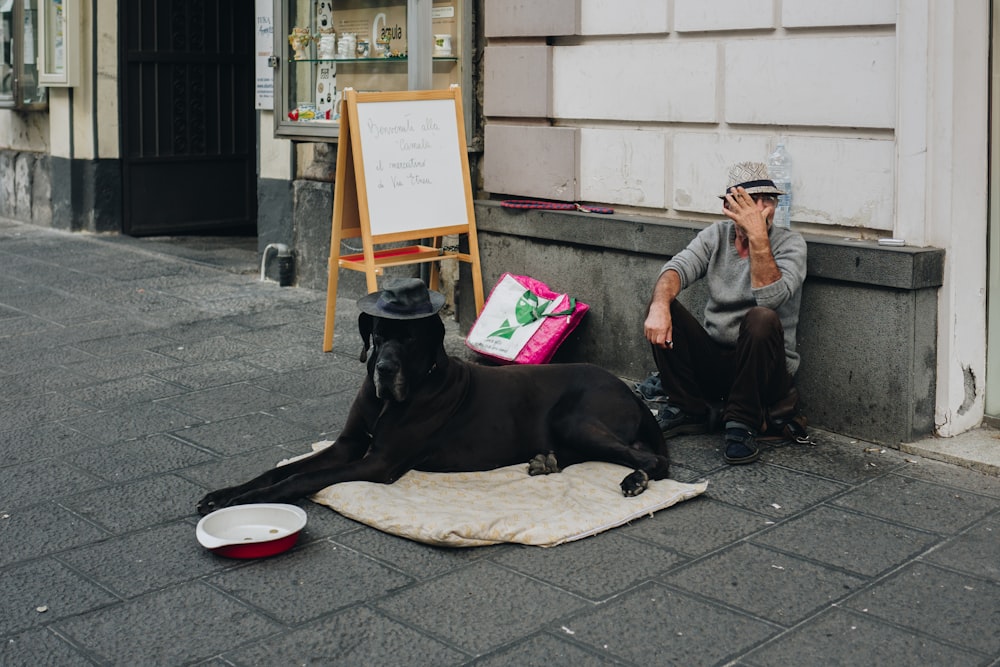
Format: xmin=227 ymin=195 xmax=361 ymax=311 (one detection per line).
xmin=284 ymin=441 xmax=707 ymax=548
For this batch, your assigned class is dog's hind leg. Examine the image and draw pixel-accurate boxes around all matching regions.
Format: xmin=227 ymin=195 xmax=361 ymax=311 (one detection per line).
xmin=552 ymin=418 xmax=670 ymax=497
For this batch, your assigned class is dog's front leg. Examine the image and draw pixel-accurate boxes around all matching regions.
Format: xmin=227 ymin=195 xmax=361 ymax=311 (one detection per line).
xmin=220 ymin=452 xmax=418 ymax=507
xmin=196 ymin=434 xmax=370 ymax=515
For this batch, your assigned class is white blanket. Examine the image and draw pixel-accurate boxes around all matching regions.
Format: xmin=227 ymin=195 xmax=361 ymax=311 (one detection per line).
xmin=284 ymin=441 xmax=707 ymax=548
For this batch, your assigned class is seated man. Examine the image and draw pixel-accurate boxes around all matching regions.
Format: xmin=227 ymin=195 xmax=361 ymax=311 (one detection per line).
xmin=643 ymin=161 xmax=807 ymax=464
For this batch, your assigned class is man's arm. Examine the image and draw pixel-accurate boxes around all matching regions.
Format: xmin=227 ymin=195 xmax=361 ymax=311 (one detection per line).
xmin=723 ymin=186 xmax=781 ymax=288
xmin=644 ymin=268 xmax=682 ymax=349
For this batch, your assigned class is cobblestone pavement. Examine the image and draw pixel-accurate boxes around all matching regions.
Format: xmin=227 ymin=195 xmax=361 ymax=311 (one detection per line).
xmin=2 ymin=220 xmax=999 ymax=666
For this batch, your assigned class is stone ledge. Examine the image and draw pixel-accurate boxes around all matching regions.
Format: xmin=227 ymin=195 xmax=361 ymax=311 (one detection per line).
xmin=474 ymin=200 xmax=944 ymax=290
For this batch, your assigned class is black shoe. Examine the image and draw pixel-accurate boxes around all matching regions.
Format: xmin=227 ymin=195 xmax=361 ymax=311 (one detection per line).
xmin=724 ymin=426 xmax=759 ymax=464
xmin=657 ymin=405 xmax=710 ymax=438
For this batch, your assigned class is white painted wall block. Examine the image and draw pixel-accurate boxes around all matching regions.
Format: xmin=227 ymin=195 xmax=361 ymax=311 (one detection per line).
xmin=553 ymin=42 xmax=717 ymax=122
xmin=485 ymin=0 xmax=578 ymax=38
xmin=579 ymin=129 xmax=666 ymax=208
xmin=483 ymin=123 xmax=578 ymax=199
xmin=671 ymin=132 xmax=773 ymax=214
xmin=784 ymin=136 xmax=895 ymax=229
xmin=670 ymin=132 xmax=894 ymax=228
xmin=580 ymin=0 xmax=669 ymax=35
xmin=782 ymin=0 xmax=897 ymax=28
xmin=725 ymin=37 xmax=896 ymax=129
xmin=675 ymin=0 xmax=775 ymax=32
xmin=484 ymin=46 xmax=551 ymax=117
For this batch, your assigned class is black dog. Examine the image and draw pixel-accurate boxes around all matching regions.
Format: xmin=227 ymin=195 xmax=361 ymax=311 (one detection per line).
xmin=197 ymin=280 xmax=669 ymax=515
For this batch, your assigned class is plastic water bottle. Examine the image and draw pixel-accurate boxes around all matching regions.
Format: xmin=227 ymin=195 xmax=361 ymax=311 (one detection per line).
xmin=767 ymin=141 xmax=792 ymax=228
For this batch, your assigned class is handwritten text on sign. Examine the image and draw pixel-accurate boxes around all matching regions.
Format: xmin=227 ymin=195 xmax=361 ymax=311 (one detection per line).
xmin=355 ymin=98 xmax=468 ymax=237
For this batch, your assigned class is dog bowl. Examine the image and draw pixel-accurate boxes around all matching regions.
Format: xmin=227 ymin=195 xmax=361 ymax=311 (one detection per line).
xmin=196 ymin=503 xmax=307 ymax=559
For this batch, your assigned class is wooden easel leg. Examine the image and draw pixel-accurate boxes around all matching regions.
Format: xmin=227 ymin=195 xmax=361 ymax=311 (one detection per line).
xmin=322 ymin=256 xmax=340 ymax=352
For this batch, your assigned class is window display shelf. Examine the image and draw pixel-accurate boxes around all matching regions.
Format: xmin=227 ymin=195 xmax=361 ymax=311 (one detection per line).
xmin=273 ymin=0 xmax=469 ymax=143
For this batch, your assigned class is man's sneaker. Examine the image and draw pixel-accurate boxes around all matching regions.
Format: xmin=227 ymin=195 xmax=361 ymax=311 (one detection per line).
xmin=657 ymin=405 xmax=710 ymax=438
xmin=724 ymin=425 xmax=760 ymax=464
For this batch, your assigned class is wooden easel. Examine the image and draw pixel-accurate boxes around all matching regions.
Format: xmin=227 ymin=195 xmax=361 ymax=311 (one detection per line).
xmin=322 ymin=86 xmax=485 ymax=352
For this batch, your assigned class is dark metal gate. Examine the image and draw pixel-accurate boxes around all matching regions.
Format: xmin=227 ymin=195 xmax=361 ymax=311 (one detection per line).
xmin=120 ymin=0 xmax=256 ymax=236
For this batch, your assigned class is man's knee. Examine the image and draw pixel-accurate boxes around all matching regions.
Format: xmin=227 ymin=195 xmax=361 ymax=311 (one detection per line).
xmin=741 ymin=307 xmax=783 ymax=340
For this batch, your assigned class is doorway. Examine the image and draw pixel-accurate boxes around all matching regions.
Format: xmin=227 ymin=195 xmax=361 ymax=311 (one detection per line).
xmin=118 ymin=0 xmax=257 ymax=236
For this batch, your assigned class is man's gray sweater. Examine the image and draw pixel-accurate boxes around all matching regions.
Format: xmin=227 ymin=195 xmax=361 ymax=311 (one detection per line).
xmin=661 ymin=220 xmax=808 ymax=374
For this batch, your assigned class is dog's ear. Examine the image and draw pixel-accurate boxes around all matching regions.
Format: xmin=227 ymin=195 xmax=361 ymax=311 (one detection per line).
xmin=358 ymin=313 xmax=374 ymax=362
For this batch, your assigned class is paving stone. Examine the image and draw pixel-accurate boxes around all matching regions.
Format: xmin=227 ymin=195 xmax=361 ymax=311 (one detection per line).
xmin=53 ymin=582 xmax=283 ymax=664
xmin=61 ymin=475 xmax=210 ymax=534
xmin=62 ymin=403 xmax=205 ymax=443
xmin=0 ymin=344 xmax=95 ymax=375
xmin=844 ymin=562 xmax=1000 ymax=656
xmin=0 ymin=422 xmax=101 ymax=467
xmin=494 ymin=533 xmax=685 ymax=602
xmin=564 ymin=582 xmax=777 ymax=665
xmin=702 ymin=463 xmax=848 ymax=519
xmin=375 ymin=561 xmax=591 ymax=656
xmin=64 ymin=434 xmax=216 ymax=483
xmin=0 ymin=313 xmax=63 ymax=337
xmin=0 ymin=460 xmax=106 ymax=509
xmin=623 ymin=496 xmax=771 ymax=557
xmin=763 ymin=434 xmax=911 ymax=483
xmin=659 ymin=432 xmax=728 ymax=473
xmin=0 ymin=627 xmax=95 ymax=666
xmin=0 ymin=365 xmax=97 ymax=401
xmin=155 ymin=382 xmax=296 ymax=420
xmin=232 ymin=304 xmax=328 ymax=329
xmin=744 ymin=606 xmax=985 ymax=666
xmin=751 ymin=505 xmax=939 ymax=577
xmin=896 ymin=457 xmax=1000 ymax=498
xmin=67 ymin=375 xmax=188 ymax=409
xmin=64 ymin=349 xmax=184 ymax=381
xmin=0 ymin=288 xmax=118 ymax=324
xmin=59 ymin=520 xmax=227 ymax=598
xmin=232 ymin=322 xmax=329 ymax=349
xmin=268 ymin=395 xmax=355 ymax=432
xmin=181 ymin=445 xmax=303 ymax=493
xmin=149 ymin=335 xmax=264 ymax=363
xmin=171 ymin=412 xmax=316 ymax=456
xmin=87 ymin=285 xmax=191 ymax=312
xmin=222 ymin=604 xmax=468 ymax=666
xmin=208 ymin=540 xmax=413 ymax=625
xmin=0 ymin=393 xmax=94 ymax=431
xmin=832 ymin=473 xmax=1000 ymax=534
xmin=240 ymin=343 xmax=331 ymax=373
xmin=67 ymin=332 xmax=176 ymax=358
xmin=662 ymin=542 xmax=866 ymax=626
xmin=333 ymin=526 xmax=507 ymax=579
xmin=0 ymin=558 xmax=119 ymax=634
xmin=151 ymin=358 xmax=273 ymax=390
xmin=14 ymin=317 xmax=158 ymax=348
xmin=922 ymin=514 xmax=1000 ymax=580
xmin=250 ymin=365 xmax=365 ymax=400
xmin=0 ymin=503 xmax=111 ymax=568
xmin=472 ymin=632 xmax=626 ymax=667
xmin=295 ymin=500 xmax=363 ymax=540
xmin=151 ymin=316 xmax=254 ymax=342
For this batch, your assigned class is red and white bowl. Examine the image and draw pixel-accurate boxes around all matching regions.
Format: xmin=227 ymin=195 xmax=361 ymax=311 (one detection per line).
xmin=196 ymin=503 xmax=307 ymax=559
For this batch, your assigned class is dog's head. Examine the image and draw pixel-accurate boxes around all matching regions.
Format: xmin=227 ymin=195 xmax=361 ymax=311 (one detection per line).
xmin=358 ymin=313 xmax=447 ymax=402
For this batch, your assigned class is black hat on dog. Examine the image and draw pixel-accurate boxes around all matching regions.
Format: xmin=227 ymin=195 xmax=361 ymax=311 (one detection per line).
xmin=357 ymin=278 xmax=445 ymax=319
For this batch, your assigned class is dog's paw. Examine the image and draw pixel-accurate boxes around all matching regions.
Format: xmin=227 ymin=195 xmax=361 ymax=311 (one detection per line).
xmin=620 ymin=470 xmax=650 ymax=497
xmin=197 ymin=488 xmax=241 ymax=516
xmin=528 ymin=452 xmax=561 ymax=476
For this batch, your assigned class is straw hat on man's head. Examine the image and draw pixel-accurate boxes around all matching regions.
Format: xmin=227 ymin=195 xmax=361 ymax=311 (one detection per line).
xmin=718 ymin=161 xmax=785 ymax=199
